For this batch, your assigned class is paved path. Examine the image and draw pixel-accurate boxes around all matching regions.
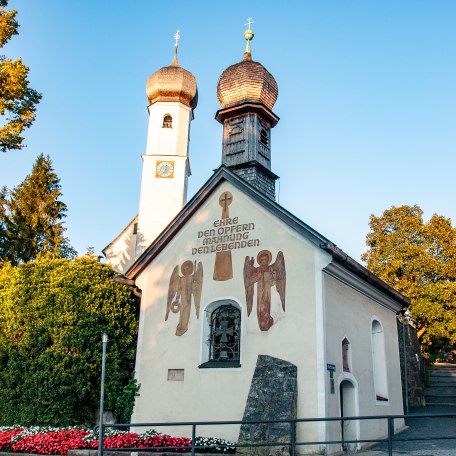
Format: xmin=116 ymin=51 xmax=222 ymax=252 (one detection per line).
xmin=357 ymin=406 xmax=456 ymax=456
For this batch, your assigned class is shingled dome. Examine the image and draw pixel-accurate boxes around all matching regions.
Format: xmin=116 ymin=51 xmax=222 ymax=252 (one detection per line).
xmin=146 ymin=52 xmax=198 ymax=109
xmin=217 ymin=54 xmax=278 ymax=110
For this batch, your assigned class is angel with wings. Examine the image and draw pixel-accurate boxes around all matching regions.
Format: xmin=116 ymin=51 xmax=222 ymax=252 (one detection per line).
xmin=243 ymin=250 xmax=286 ymax=331
xmin=165 ymin=260 xmax=203 ymax=336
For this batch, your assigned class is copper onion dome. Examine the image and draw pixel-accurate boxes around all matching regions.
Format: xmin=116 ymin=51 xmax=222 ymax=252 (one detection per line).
xmin=146 ymin=41 xmax=198 ymax=109
xmin=217 ymin=27 xmax=278 ymax=110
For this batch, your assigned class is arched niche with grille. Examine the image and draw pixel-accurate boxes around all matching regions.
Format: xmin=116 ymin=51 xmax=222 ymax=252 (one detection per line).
xmin=199 ymin=300 xmax=241 ymax=368
xmin=342 ymin=337 xmax=352 ymax=373
xmin=371 ymin=319 xmax=389 ymax=403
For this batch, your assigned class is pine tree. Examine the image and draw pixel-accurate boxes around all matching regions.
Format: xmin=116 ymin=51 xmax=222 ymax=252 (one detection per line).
xmin=0 ymin=0 xmax=42 ymax=152
xmin=0 ymin=154 xmax=76 ymax=264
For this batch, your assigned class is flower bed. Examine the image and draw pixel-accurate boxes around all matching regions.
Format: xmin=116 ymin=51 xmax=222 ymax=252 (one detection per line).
xmin=0 ymin=426 xmax=235 ymax=454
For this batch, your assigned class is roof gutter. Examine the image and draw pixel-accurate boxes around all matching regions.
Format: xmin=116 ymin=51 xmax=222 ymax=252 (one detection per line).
xmin=323 ymin=241 xmax=410 ymax=308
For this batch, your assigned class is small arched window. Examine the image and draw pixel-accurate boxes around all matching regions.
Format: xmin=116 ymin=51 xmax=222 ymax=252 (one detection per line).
xmin=200 ymin=302 xmax=241 ymax=368
xmin=162 ymin=114 xmax=172 ymax=128
xmin=371 ymin=319 xmax=389 ymax=403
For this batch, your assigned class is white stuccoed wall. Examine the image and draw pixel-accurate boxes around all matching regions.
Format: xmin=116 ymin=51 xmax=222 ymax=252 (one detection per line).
xmin=132 ymin=182 xmax=324 ymax=445
xmin=131 ymin=181 xmax=405 ymax=453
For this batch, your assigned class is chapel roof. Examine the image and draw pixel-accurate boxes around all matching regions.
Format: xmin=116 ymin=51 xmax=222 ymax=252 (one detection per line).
xmin=125 ymin=165 xmax=410 ymax=312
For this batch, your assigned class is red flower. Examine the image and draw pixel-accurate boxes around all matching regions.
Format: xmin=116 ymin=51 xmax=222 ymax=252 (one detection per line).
xmin=12 ymin=429 xmax=90 ymax=455
xmin=0 ymin=429 xmax=23 ymax=451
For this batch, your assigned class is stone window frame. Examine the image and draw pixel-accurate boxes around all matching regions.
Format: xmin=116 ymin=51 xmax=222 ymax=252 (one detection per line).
xmin=199 ymin=299 xmax=242 ymax=369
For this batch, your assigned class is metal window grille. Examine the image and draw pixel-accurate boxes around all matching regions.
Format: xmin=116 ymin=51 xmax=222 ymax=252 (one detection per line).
xmin=209 ymin=305 xmax=240 ymax=363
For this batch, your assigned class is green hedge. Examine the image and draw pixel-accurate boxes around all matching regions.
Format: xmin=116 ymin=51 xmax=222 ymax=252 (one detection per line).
xmin=0 ymin=255 xmax=139 ymax=426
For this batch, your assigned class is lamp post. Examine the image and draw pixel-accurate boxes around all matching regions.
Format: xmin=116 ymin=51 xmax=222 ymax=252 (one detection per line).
xmin=98 ymin=333 xmax=108 ymax=456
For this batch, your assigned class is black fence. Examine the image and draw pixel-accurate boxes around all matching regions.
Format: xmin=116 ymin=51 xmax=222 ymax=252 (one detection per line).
xmin=95 ymin=412 xmax=456 ymax=456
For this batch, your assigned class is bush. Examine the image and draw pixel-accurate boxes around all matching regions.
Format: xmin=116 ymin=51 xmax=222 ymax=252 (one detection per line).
xmin=0 ymin=256 xmax=139 ymax=425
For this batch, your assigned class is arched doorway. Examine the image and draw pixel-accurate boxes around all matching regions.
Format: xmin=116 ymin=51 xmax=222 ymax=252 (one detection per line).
xmin=339 ymin=379 xmax=359 ymax=452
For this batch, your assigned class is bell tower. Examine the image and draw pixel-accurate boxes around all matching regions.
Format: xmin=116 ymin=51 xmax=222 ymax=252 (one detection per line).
xmin=136 ymin=31 xmax=198 ymax=256
xmin=216 ymin=21 xmax=279 ymax=200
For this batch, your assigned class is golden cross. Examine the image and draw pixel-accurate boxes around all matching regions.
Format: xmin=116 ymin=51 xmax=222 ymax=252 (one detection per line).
xmin=245 ymin=17 xmax=254 ymax=29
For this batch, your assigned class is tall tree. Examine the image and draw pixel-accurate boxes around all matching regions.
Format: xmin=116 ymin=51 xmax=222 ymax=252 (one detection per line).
xmin=0 ymin=0 xmax=41 ymax=152
xmin=0 ymin=154 xmax=75 ymax=264
xmin=0 ymin=187 xmax=7 ymax=258
xmin=362 ymin=205 xmax=456 ymax=351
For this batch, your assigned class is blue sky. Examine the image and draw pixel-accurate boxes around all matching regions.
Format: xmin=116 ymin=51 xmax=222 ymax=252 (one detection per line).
xmin=2 ymin=0 xmax=455 ymax=261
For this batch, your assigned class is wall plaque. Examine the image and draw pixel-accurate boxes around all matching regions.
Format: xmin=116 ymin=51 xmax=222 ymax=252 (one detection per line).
xmin=167 ymin=369 xmax=184 ymax=381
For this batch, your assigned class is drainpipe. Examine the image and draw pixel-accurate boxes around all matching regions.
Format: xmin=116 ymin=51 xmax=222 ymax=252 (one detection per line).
xmin=398 ymin=311 xmax=409 ymax=415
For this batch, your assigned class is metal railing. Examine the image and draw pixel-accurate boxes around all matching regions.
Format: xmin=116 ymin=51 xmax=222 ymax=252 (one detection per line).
xmin=95 ymin=412 xmax=456 ymax=456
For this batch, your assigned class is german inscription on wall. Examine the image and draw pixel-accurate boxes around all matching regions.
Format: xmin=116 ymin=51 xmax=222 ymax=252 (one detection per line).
xmin=191 ymin=215 xmax=260 ymax=255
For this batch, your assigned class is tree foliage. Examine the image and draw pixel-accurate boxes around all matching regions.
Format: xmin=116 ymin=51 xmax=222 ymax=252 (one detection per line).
xmin=0 ymin=255 xmax=139 ymax=426
xmin=362 ymin=205 xmax=456 ymax=351
xmin=0 ymin=154 xmax=75 ymax=264
xmin=0 ymin=0 xmax=42 ymax=152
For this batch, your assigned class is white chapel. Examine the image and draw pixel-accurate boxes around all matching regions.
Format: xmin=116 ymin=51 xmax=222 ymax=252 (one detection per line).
xmin=104 ymin=26 xmax=408 ymax=454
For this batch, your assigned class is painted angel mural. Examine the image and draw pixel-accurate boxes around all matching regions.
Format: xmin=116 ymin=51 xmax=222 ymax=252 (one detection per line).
xmin=243 ymin=250 xmax=286 ymax=331
xmin=165 ymin=260 xmax=203 ymax=336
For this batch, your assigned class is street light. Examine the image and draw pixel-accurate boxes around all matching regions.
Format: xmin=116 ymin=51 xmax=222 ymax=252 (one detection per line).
xmin=98 ymin=333 xmax=108 ymax=456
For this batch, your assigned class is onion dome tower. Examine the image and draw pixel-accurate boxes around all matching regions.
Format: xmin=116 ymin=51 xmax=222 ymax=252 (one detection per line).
xmin=137 ymin=31 xmax=198 ymax=256
xmin=216 ymin=20 xmax=279 ymax=200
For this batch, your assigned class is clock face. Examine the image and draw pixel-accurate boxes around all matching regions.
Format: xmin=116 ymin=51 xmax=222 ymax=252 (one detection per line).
xmin=155 ymin=160 xmax=175 ymax=178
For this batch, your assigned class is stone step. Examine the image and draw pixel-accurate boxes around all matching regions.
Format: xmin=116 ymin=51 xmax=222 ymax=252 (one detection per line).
xmin=427 ymin=382 xmax=456 ymax=388
xmin=425 ymin=401 xmax=456 ymax=407
xmin=429 ymin=367 xmax=456 ymax=370
xmin=425 ymin=387 xmax=456 ymax=396
xmin=427 ymin=369 xmax=456 ymax=374
xmin=425 ymin=395 xmax=456 ymax=401
xmin=427 ymin=366 xmax=456 ymax=372
xmin=424 ymin=395 xmax=456 ymax=405
xmin=428 ymin=378 xmax=456 ymax=383
xmin=427 ymin=373 xmax=456 ymax=379
xmin=428 ymin=374 xmax=456 ymax=379
xmin=425 ymin=396 xmax=456 ymax=405
xmin=425 ymin=364 xmax=456 ymax=405
xmin=426 ymin=390 xmax=456 ymax=396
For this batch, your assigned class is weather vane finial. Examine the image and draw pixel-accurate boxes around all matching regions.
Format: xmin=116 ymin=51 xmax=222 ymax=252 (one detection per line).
xmin=174 ymin=30 xmax=180 ymax=48
xmin=243 ymin=18 xmax=254 ymax=57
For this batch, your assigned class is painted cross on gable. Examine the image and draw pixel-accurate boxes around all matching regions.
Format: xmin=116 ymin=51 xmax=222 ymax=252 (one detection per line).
xmin=219 ymin=191 xmax=233 ymax=216
xmin=213 ymin=191 xmax=234 ymax=281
